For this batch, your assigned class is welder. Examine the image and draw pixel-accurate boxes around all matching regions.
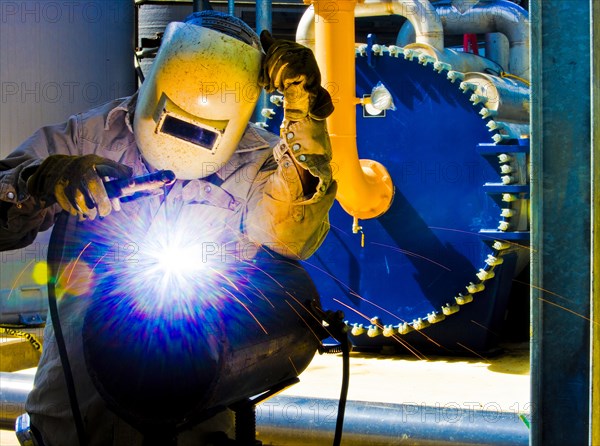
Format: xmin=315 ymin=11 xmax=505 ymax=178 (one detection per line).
xmin=0 ymin=10 xmax=335 ymax=445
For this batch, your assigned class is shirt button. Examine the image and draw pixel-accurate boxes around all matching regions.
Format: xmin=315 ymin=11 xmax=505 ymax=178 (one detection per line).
xmin=7 ymin=192 xmax=15 ymax=200
xmin=298 ymin=154 xmax=307 ymax=162
xmin=286 ymin=132 xmax=295 ymax=140
xmin=292 ymin=143 xmax=301 ymax=152
xmin=204 ymin=186 xmax=212 ymax=193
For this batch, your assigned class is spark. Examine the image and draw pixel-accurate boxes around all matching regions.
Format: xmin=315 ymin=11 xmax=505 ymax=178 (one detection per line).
xmin=470 ymin=319 xmax=500 ymax=336
xmin=285 ymin=299 xmax=325 ymax=346
xmin=6 ymin=259 xmax=36 ymax=300
xmin=208 ymin=266 xmax=240 ymax=293
xmin=515 ymin=279 xmax=598 ymax=325
xmin=65 ymin=242 xmax=92 ymax=286
xmin=240 ymin=259 xmax=284 ymax=289
xmin=285 ymin=292 xmax=336 ymax=340
xmin=288 ymin=356 xmax=299 ymax=376
xmin=247 ymin=280 xmax=275 ymax=308
xmin=370 ymin=242 xmax=452 ymax=271
xmin=343 ymin=291 xmax=441 ymax=348
xmin=456 ymin=342 xmax=489 ymax=361
xmin=428 ymin=226 xmax=533 ymax=252
xmin=513 ymin=278 xmax=572 ymax=302
xmin=537 ymin=297 xmax=599 ymax=326
xmin=332 ymin=298 xmax=427 ymax=360
xmin=221 ymin=287 xmax=268 ymax=335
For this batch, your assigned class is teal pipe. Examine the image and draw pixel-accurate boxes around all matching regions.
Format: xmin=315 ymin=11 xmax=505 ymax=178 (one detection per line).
xmin=252 ymin=0 xmax=272 ymax=123
xmin=256 ymin=396 xmax=529 ymax=446
xmin=530 ymin=0 xmax=592 ymax=445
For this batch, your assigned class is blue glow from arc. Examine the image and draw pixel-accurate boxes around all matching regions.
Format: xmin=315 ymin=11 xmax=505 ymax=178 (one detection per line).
xmin=71 ymin=198 xmax=282 ymax=349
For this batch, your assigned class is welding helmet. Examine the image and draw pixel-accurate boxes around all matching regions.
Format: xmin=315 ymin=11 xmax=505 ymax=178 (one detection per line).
xmin=134 ymin=11 xmax=263 ymax=179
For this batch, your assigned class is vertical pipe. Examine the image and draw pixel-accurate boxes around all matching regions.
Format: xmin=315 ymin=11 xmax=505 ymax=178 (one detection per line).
xmin=313 ymin=0 xmax=393 ymax=219
xmin=229 ymin=0 xmax=235 ymax=16
xmin=592 ymin=0 xmax=600 ymax=442
xmin=530 ymin=0 xmax=591 ymax=445
xmin=252 ymin=0 xmax=272 ymax=123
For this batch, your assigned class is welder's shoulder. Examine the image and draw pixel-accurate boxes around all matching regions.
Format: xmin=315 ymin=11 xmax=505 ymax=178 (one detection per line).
xmin=237 ymin=123 xmax=281 ymax=154
xmin=74 ymin=96 xmax=137 ymax=155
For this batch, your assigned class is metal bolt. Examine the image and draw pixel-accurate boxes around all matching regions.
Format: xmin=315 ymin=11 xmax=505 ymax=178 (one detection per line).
xmin=477 ymin=269 xmax=495 ymax=281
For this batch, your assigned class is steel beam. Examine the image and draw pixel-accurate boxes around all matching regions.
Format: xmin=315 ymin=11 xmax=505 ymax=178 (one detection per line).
xmin=592 ymin=0 xmax=600 ymax=443
xmin=252 ymin=0 xmax=273 ymax=122
xmin=530 ymin=1 xmax=592 ymax=445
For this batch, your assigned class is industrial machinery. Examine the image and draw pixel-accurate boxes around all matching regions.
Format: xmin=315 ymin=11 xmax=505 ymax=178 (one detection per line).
xmin=0 ymin=1 xmax=531 ymax=444
xmin=261 ymin=0 xmax=531 ymax=354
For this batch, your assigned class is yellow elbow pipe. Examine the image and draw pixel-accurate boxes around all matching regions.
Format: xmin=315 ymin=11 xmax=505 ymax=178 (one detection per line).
xmin=312 ymin=0 xmax=394 ymax=220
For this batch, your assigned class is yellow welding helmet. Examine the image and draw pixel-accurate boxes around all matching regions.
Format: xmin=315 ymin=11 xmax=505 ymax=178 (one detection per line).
xmin=134 ymin=11 xmax=263 ymax=179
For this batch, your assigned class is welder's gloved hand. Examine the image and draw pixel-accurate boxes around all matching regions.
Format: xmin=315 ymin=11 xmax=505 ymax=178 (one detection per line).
xmin=27 ymin=154 xmax=132 ymax=220
xmin=259 ymin=30 xmax=334 ymax=121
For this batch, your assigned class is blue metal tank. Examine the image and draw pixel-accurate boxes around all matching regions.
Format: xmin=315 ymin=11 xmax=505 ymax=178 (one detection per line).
xmin=263 ymin=41 xmax=530 ymax=355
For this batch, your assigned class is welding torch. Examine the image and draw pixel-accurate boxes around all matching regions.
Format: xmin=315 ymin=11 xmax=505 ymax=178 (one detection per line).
xmin=103 ymin=170 xmax=176 ymax=202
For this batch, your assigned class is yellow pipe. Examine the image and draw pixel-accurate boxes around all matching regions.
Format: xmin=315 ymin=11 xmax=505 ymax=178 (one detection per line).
xmin=312 ymin=0 xmax=394 ymax=220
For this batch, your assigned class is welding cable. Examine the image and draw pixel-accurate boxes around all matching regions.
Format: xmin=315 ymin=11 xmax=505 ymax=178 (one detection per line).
xmin=47 ymin=212 xmax=88 ymax=446
xmin=332 ymin=332 xmax=350 ymax=446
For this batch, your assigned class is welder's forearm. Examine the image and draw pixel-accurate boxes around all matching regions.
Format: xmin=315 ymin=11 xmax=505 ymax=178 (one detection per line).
xmin=246 ymin=117 xmax=336 ymax=259
xmin=246 ymin=183 xmax=336 ymax=260
xmin=0 ymin=199 xmax=57 ymax=251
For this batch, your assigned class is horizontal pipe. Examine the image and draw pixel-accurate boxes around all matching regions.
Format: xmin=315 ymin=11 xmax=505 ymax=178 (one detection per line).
xmin=0 ymin=372 xmax=33 ymax=430
xmin=313 ymin=0 xmax=394 ymax=220
xmin=396 ymin=0 xmax=530 ymax=80
xmin=297 ymin=0 xmax=444 ymax=50
xmin=461 ymin=72 xmax=530 ymax=123
xmin=257 ymin=395 xmax=530 ymax=446
xmin=0 ymin=375 xmax=530 ymax=445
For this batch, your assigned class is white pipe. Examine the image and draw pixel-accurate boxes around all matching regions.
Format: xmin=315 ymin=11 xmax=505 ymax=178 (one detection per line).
xmin=297 ymin=0 xmax=501 ymax=75
xmin=396 ymin=0 xmax=530 ymax=80
xmin=297 ymin=0 xmax=444 ymax=50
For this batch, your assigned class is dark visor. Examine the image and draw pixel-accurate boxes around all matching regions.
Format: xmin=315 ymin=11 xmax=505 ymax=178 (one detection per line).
xmin=160 ymin=115 xmax=218 ymax=150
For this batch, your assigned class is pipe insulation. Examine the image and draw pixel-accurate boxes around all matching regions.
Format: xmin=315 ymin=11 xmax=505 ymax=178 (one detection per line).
xmin=256 ymin=396 xmax=530 ymax=446
xmin=0 ymin=377 xmax=530 ymax=445
xmin=396 ymin=0 xmax=530 ymax=79
xmin=0 ymin=372 xmax=34 ymax=430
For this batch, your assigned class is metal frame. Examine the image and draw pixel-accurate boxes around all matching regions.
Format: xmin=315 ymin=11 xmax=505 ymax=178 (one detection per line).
xmin=530 ymin=0 xmax=593 ymax=444
xmin=592 ymin=0 xmax=600 ymax=443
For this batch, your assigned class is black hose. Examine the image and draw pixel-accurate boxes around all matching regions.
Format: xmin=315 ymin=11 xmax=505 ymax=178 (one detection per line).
xmin=47 ymin=212 xmax=88 ymax=446
xmin=332 ymin=333 xmax=350 ymax=446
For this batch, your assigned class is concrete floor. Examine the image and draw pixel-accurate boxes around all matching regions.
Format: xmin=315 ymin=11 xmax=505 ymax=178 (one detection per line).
xmin=0 ymin=342 xmax=530 ymax=445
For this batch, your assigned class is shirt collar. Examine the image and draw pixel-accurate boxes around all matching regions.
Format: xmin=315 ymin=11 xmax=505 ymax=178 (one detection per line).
xmin=105 ymin=94 xmax=137 ymax=133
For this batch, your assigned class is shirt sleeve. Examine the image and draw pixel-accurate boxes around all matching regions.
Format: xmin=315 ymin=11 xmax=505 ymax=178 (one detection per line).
xmin=244 ymin=117 xmax=337 ymax=260
xmin=0 ymin=116 xmax=80 ymax=250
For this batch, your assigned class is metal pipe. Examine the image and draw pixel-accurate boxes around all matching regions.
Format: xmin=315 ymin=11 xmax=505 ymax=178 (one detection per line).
xmin=298 ymin=0 xmax=503 ymax=74
xmin=593 ymin=2 xmax=600 ymax=442
xmin=312 ymin=0 xmax=394 ymax=220
xmin=396 ymin=0 xmax=530 ymax=80
xmin=256 ymin=395 xmax=530 ymax=445
xmin=0 ymin=372 xmax=34 ymax=430
xmin=485 ymin=32 xmax=510 ymax=74
xmin=228 ymin=0 xmax=235 ymax=15
xmin=251 ymin=0 xmax=273 ymax=124
xmin=298 ymin=0 xmax=444 ymax=51
xmin=0 ymin=377 xmax=531 ymax=445
xmin=530 ymin=0 xmax=592 ymax=444
xmin=460 ymin=72 xmax=530 ymax=123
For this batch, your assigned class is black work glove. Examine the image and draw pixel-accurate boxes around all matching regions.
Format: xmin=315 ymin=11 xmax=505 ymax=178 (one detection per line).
xmin=27 ymin=154 xmax=132 ymax=220
xmin=258 ymin=30 xmax=334 ymax=121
